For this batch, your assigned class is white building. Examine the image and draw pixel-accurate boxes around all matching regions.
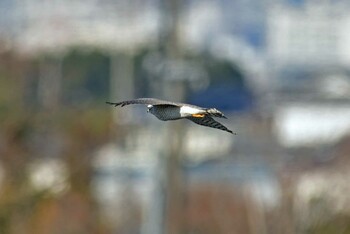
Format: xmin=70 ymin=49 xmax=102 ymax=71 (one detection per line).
xmin=2 ymin=0 xmax=160 ymax=55
xmin=267 ymin=0 xmax=350 ymax=67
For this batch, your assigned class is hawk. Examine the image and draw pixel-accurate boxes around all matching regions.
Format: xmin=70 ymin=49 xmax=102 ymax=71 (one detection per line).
xmin=106 ymin=98 xmax=236 ymax=134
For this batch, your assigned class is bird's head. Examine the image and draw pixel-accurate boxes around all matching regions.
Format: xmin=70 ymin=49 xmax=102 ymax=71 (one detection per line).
xmin=147 ymin=105 xmax=153 ymax=113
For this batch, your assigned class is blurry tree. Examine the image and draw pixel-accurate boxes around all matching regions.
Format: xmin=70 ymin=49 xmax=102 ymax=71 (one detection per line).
xmin=63 ymin=49 xmax=109 ymax=105
xmin=0 ymin=50 xmax=115 ymax=233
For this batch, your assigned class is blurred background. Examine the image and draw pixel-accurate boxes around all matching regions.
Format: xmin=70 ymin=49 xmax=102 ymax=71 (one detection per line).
xmin=1 ymin=0 xmax=350 ymax=233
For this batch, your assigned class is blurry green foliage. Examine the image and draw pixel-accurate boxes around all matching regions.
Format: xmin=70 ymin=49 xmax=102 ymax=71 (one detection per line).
xmin=62 ymin=49 xmax=109 ymax=104
xmin=203 ymin=56 xmax=245 ymax=85
xmin=307 ymin=214 xmax=350 ymax=234
xmin=0 ymin=50 xmax=114 ymax=233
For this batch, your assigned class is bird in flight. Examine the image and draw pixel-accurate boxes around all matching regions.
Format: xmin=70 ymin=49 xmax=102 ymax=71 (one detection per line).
xmin=106 ymin=98 xmax=236 ymax=134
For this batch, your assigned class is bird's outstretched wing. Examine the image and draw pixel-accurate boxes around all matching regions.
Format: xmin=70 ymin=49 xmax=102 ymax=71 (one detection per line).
xmin=106 ymin=98 xmax=182 ymax=107
xmin=186 ymin=116 xmax=236 ymax=134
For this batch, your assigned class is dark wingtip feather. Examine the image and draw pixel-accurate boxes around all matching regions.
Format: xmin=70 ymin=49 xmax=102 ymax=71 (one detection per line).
xmin=106 ymin=101 xmax=121 ymax=107
xmin=226 ymin=129 xmax=235 ymax=134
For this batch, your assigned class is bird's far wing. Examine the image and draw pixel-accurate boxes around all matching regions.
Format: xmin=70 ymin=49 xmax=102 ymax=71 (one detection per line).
xmin=106 ymin=98 xmax=181 ymax=107
xmin=186 ymin=116 xmax=236 ymax=134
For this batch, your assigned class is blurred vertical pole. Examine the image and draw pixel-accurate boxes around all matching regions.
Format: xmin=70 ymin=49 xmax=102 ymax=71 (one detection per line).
xmin=143 ymin=0 xmax=185 ymax=233
xmin=109 ymin=52 xmax=137 ymax=233
xmin=161 ymin=0 xmax=186 ymax=234
xmin=110 ymin=53 xmax=135 ymax=127
xmin=38 ymin=56 xmax=62 ymax=110
xmin=110 ymin=53 xmax=134 ymax=106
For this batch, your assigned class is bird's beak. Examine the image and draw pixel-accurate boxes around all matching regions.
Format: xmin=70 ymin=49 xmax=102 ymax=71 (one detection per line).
xmin=222 ymin=115 xmax=227 ymax=119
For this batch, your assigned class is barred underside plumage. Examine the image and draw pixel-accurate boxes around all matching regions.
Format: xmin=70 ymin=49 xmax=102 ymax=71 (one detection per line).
xmin=150 ymin=105 xmax=182 ymax=121
xmin=186 ymin=116 xmax=235 ymax=134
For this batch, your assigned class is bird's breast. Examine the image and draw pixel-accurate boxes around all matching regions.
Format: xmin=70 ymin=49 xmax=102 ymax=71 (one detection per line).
xmin=151 ymin=106 xmax=182 ymax=121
